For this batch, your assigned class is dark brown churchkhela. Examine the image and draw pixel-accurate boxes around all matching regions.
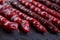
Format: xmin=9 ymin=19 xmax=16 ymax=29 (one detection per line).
xmin=0 ymin=15 xmax=18 ymax=32
xmin=18 ymin=0 xmax=60 ymax=29
xmin=36 ymin=0 xmax=60 ymax=13
xmin=0 ymin=4 xmax=30 ymax=32
xmin=31 ymin=1 xmax=60 ymax=19
xmin=11 ymin=1 xmax=60 ymax=33
xmin=11 ymin=8 xmax=47 ymax=32
xmin=49 ymin=0 xmax=60 ymax=5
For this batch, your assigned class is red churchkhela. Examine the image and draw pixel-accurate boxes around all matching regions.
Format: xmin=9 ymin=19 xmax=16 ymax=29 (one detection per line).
xmin=19 ymin=0 xmax=60 ymax=29
xmin=11 ymin=1 xmax=60 ymax=33
xmin=10 ymin=8 xmax=47 ymax=32
xmin=0 ymin=4 xmax=30 ymax=33
xmin=0 ymin=15 xmax=19 ymax=32
xmin=49 ymin=0 xmax=60 ymax=5
xmin=35 ymin=0 xmax=60 ymax=13
xmin=30 ymin=1 xmax=60 ymax=19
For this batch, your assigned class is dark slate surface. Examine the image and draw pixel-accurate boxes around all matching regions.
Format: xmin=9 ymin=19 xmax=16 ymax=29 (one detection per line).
xmin=0 ymin=27 xmax=60 ymax=40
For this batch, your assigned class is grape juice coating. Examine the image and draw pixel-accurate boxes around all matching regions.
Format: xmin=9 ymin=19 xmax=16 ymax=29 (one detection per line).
xmin=19 ymin=0 xmax=60 ymax=29
xmin=0 ymin=0 xmax=60 ymax=33
xmin=11 ymin=8 xmax=47 ymax=32
xmin=0 ymin=4 xmax=30 ymax=32
xmin=0 ymin=15 xmax=18 ymax=32
xmin=11 ymin=1 xmax=60 ymax=33
xmin=36 ymin=0 xmax=60 ymax=13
